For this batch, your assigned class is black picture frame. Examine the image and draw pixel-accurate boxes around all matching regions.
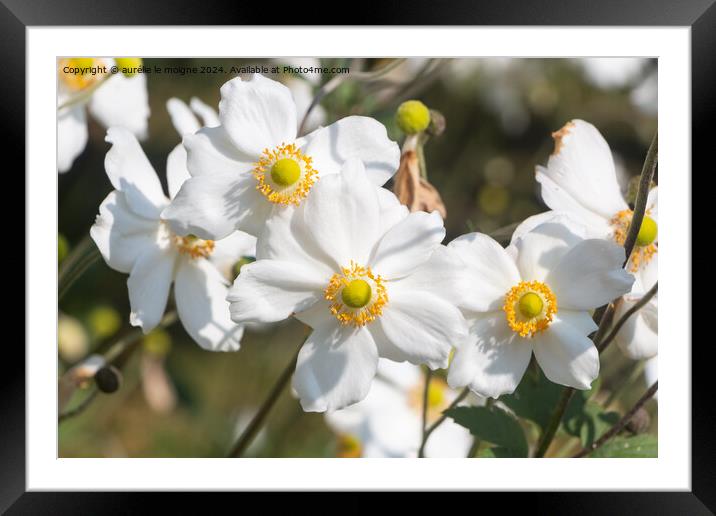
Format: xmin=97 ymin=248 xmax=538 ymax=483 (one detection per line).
xmin=6 ymin=0 xmax=706 ymax=511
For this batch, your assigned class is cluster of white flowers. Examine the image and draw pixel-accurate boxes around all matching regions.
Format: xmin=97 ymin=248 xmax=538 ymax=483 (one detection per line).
xmin=68 ymin=69 xmax=656 ymax=457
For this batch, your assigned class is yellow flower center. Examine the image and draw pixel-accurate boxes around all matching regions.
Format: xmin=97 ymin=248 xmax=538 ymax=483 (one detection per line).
xmin=325 ymin=262 xmax=388 ymax=327
xmin=396 ymin=100 xmax=431 ymax=134
xmin=503 ymin=281 xmax=558 ymax=338
xmin=336 ymin=433 xmax=362 ymax=458
xmin=59 ymin=57 xmax=107 ymax=92
xmin=341 ymin=279 xmax=372 ymax=308
xmin=270 ymin=158 xmax=302 ymax=186
xmin=611 ymin=209 xmax=658 ymax=272
xmin=253 ymin=143 xmax=318 ymax=205
xmin=174 ymin=234 xmax=215 ymax=259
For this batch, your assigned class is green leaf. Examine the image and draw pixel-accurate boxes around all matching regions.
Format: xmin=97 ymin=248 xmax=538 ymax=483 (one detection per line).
xmin=564 ymin=401 xmax=620 ymax=447
xmin=588 ymin=434 xmax=657 ymax=458
xmin=446 ymin=405 xmax=528 ymax=457
xmin=501 ymin=369 xmax=569 ymax=430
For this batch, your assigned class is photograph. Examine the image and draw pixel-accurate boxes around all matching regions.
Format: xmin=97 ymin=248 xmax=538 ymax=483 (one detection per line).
xmin=57 ymin=56 xmax=659 ymax=460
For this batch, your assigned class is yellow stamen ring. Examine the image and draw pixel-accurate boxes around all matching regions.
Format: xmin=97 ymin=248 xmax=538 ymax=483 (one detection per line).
xmin=325 ymin=262 xmax=388 ymax=327
xmin=503 ymin=281 xmax=557 ymax=338
xmin=253 ymin=143 xmax=318 ymax=205
xmin=174 ymin=234 xmax=215 ymax=259
xmin=611 ymin=209 xmax=658 ymax=272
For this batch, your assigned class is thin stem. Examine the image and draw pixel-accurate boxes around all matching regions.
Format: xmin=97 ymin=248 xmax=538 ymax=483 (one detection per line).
xmin=297 ymin=58 xmax=407 ymax=136
xmin=623 ymin=132 xmax=658 ymax=266
xmin=467 ymin=438 xmax=482 ymax=458
xmin=57 ymin=311 xmax=178 ymax=424
xmin=533 ymin=387 xmax=575 ymax=458
xmin=228 ymin=341 xmax=303 ymax=458
xmin=58 ymin=388 xmax=98 ymax=423
xmin=421 ymin=368 xmax=433 ymax=441
xmin=58 ymin=235 xmax=101 ymax=301
xmin=598 ymin=283 xmax=658 ymax=353
xmin=418 ymin=387 xmax=470 ymax=458
xmin=572 ymin=381 xmax=658 ymax=458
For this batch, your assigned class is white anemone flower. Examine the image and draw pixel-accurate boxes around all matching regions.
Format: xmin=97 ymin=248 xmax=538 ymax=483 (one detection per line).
xmin=161 ymin=73 xmax=400 ymax=239
xmin=447 ymin=217 xmax=634 ymax=398
xmin=326 ymin=360 xmax=473 ymax=457
xmin=227 ymin=158 xmax=468 ymax=412
xmin=165 ymin=96 xmax=257 ymax=280
xmin=58 ymin=58 xmax=150 ymax=173
xmin=532 ymin=119 xmax=658 ymax=359
xmin=90 ymin=127 xmax=250 ymax=351
xmin=644 ymin=355 xmax=658 ymax=401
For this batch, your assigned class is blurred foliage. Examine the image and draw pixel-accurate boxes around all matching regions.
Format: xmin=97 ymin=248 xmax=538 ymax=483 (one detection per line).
xmin=59 ymin=58 xmax=657 ymax=457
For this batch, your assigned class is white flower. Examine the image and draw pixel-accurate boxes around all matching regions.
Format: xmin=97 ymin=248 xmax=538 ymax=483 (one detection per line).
xmin=326 ymin=360 xmax=473 ymax=457
xmin=227 ymin=158 xmax=468 ymax=412
xmin=614 ymin=267 xmax=658 ymax=360
xmin=58 ymin=58 xmax=150 ymax=173
xmin=575 ymin=58 xmax=645 ymax=89
xmin=644 ymin=355 xmax=658 ymax=401
xmin=165 ymin=96 xmax=257 ymax=280
xmin=533 ymin=119 xmax=658 ymax=359
xmin=90 ymin=127 xmax=249 ymax=351
xmin=161 ymin=73 xmax=400 ymax=239
xmin=447 ymin=216 xmax=634 ymax=398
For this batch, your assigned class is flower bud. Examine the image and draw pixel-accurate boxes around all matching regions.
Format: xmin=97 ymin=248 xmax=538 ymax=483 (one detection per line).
xmin=396 ymin=100 xmax=431 ymax=135
xmin=87 ymin=305 xmax=121 ymax=340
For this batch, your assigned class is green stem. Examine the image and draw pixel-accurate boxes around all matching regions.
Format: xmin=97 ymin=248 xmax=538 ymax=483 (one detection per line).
xmin=623 ymin=133 xmax=658 ymax=266
xmin=572 ymin=381 xmax=658 ymax=458
xmin=58 ymin=388 xmax=98 ymax=423
xmin=228 ymin=340 xmax=303 ymax=458
xmin=58 ymin=235 xmax=101 ymax=301
xmin=418 ymin=387 xmax=470 ymax=458
xmin=597 ymin=282 xmax=658 ymax=353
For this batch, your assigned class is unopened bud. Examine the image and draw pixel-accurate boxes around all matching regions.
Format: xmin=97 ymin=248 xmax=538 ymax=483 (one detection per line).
xmin=396 ymin=100 xmax=431 ymax=135
xmin=426 ymin=109 xmax=446 ymax=137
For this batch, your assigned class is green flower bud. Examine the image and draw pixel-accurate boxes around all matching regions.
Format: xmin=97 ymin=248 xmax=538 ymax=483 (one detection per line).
xmin=396 ymin=100 xmax=431 ymax=134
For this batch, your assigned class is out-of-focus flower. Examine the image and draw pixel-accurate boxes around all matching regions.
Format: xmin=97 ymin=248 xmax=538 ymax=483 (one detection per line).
xmin=90 ymin=127 xmax=244 ymax=351
xmin=228 ymin=159 xmax=467 ymax=412
xmin=58 ymin=313 xmax=90 ymax=363
xmin=87 ymin=305 xmax=122 ymax=340
xmin=575 ymin=58 xmax=645 ymax=89
xmin=533 ymin=120 xmax=658 ymax=359
xmin=631 ymin=71 xmax=658 ymax=116
xmin=326 ymin=360 xmax=472 ymax=457
xmin=448 ymin=216 xmax=633 ymax=398
xmin=57 ymin=57 xmax=149 ymax=173
xmin=162 ymin=73 xmax=399 ymax=239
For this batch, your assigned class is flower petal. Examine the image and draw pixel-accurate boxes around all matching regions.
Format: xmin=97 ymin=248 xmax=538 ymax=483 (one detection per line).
xmin=513 ymin=220 xmax=585 ymax=282
xmin=615 ymin=297 xmax=658 ymax=359
xmin=532 ymin=313 xmax=600 ymax=390
xmin=166 ymin=144 xmax=191 ymax=200
xmin=190 ymin=97 xmax=220 ymax=127
xmin=227 ymin=259 xmax=325 ymax=324
xmin=370 ymin=210 xmax=445 ymax=279
xmin=448 ymin=232 xmax=520 ymax=312
xmin=301 ymin=158 xmax=380 ymax=269
xmin=183 ymin=125 xmax=255 ymax=177
xmin=647 ymin=186 xmax=658 ymax=222
xmin=293 ymin=325 xmax=379 ymax=412
xmin=89 ymin=73 xmax=149 ymax=139
xmin=388 ymin=245 xmax=468 ymax=306
xmin=447 ymin=312 xmax=532 ymax=398
xmin=210 ymin=230 xmax=257 ymax=277
xmin=162 ymin=171 xmax=269 ymax=240
xmin=372 ymin=288 xmax=467 ymax=369
xmin=536 ymin=119 xmax=627 ymax=218
xmin=90 ymin=191 xmax=158 ymax=274
xmin=302 ymin=116 xmax=400 ymax=186
xmin=104 ymin=127 xmax=168 ymax=219
xmin=547 ymin=239 xmax=633 ymax=310
xmin=128 ymin=245 xmax=177 ymax=333
xmin=166 ymin=97 xmax=201 ymax=137
xmin=174 ymin=259 xmax=243 ymax=352
xmin=219 ymin=74 xmax=297 ymax=156
xmin=57 ymin=104 xmax=87 ymax=173
xmin=377 ymin=186 xmax=409 ymax=233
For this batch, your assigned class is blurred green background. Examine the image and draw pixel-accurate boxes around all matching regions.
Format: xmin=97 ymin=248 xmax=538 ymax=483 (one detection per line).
xmin=58 ymin=57 xmax=657 ymax=457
